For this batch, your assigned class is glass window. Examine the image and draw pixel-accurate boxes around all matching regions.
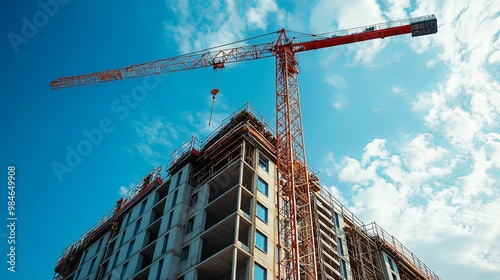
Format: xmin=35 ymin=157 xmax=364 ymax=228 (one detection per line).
xmin=125 ymin=213 xmax=131 ymax=225
xmin=161 ymin=234 xmax=169 ymax=254
xmin=387 ymin=256 xmax=395 ymax=270
xmin=139 ymin=200 xmax=147 ymax=215
xmin=171 ymin=190 xmax=179 ymax=208
xmin=255 ymin=230 xmax=267 ymax=253
xmin=119 ymin=262 xmax=129 ymax=280
xmin=338 ymin=237 xmax=344 ymax=256
xmin=96 ymin=238 xmax=104 ymax=253
xmin=256 ymin=203 xmax=268 ymax=223
xmin=333 ymin=212 xmax=340 ymax=228
xmin=155 ymin=259 xmax=163 ymax=280
xmin=258 ymin=156 xmax=269 ymax=172
xmin=75 ymin=268 xmax=82 ymax=280
xmin=189 ymin=192 xmax=198 ymax=206
xmin=81 ymin=249 xmax=88 ymax=263
xmin=89 ymin=257 xmax=97 ymax=273
xmin=341 ymin=259 xmax=348 ymax=279
xmin=186 ymin=217 xmax=194 ymax=234
xmin=167 ymin=211 xmax=174 ymax=229
xmin=112 ymin=250 xmax=120 ymax=268
xmin=181 ymin=245 xmax=190 ymax=261
xmin=254 ymin=263 xmax=267 ymax=280
xmin=176 ymin=170 xmax=183 ymax=186
xmin=257 ymin=178 xmax=268 ymax=196
xmin=126 ymin=239 xmax=135 ymax=258
xmin=275 ymin=246 xmax=279 ymax=264
xmin=119 ymin=230 xmax=126 ymax=246
xmin=392 ymin=273 xmax=398 ymax=280
xmin=133 ymin=218 xmax=142 ymax=235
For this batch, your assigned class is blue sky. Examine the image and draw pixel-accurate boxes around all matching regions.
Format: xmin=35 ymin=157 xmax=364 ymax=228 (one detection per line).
xmin=1 ymin=0 xmax=499 ymax=279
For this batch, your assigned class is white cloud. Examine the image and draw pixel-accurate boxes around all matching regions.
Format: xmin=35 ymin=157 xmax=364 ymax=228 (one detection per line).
xmin=331 ymin=131 xmax=500 ymax=277
xmin=482 ymin=133 xmax=500 ymax=169
xmin=425 ymin=59 xmax=437 ymax=68
xmin=325 ymin=185 xmax=350 ymax=206
xmin=311 ymin=0 xmax=384 ymax=30
xmin=391 ymin=86 xmax=405 ymax=95
xmin=321 ymin=151 xmax=337 ymax=178
xmin=350 ymin=180 xmax=403 ymax=225
xmin=457 ymin=133 xmax=500 ymax=203
xmin=133 ymin=116 xmax=179 ymax=165
xmin=412 ymin=91 xmax=445 ymax=113
xmin=164 ymin=1 xmax=245 ymax=54
xmin=324 ymin=74 xmax=347 ymax=89
xmin=162 ymin=1 xmax=500 ymax=278
xmin=246 ymin=0 xmax=279 ymax=30
xmin=401 ymin=133 xmax=448 ymax=171
xmin=489 ymin=50 xmax=500 ymax=64
xmin=332 ymin=94 xmax=347 ymax=110
xmin=180 ymin=92 xmax=233 ymax=135
xmin=135 ymin=117 xmax=178 ymax=147
xmin=324 ymin=74 xmax=348 ymax=110
xmin=471 ymin=83 xmax=500 ymax=127
xmin=135 ymin=142 xmax=161 ymax=159
xmin=380 ymin=0 xmax=411 ymax=20
xmin=361 ymin=138 xmax=389 ymax=166
xmin=338 ymin=157 xmax=377 ymax=183
xmin=164 ymin=0 xmax=285 ymax=54
xmin=309 ymin=0 xmax=387 ymax=66
xmin=439 ymin=107 xmax=482 ymax=149
xmin=118 ymin=185 xmax=129 ymax=196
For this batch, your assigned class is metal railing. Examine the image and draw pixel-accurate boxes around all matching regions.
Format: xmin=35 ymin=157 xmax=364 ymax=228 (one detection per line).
xmin=55 ymin=166 xmax=163 ymax=271
xmin=362 ymin=222 xmax=442 ymax=280
xmin=291 ymin=14 xmax=436 ymax=43
xmin=317 ymin=188 xmax=441 ymax=280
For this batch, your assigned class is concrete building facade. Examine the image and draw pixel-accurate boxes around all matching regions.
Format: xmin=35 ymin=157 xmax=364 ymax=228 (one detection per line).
xmin=54 ymin=104 xmax=440 ymax=280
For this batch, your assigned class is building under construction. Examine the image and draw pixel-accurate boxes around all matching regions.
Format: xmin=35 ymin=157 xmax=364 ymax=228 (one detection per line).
xmin=54 ymin=104 xmax=441 ymax=280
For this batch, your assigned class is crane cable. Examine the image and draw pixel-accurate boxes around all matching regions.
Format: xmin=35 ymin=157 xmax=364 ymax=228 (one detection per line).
xmin=208 ymin=67 xmax=223 ymax=126
xmin=177 ymin=31 xmax=278 ymax=58
xmin=172 ymin=31 xmax=276 ymax=127
xmin=197 ymin=29 xmax=310 ymax=126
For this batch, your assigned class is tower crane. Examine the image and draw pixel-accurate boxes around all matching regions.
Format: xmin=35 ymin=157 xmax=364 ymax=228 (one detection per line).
xmin=50 ymin=15 xmax=437 ymax=280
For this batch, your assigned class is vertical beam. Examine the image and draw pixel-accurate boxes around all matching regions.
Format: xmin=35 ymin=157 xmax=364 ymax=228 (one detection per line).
xmin=275 ymin=37 xmax=317 ymax=280
xmin=232 ymin=221 xmax=239 ymax=279
xmin=311 ymin=195 xmax=325 ymax=279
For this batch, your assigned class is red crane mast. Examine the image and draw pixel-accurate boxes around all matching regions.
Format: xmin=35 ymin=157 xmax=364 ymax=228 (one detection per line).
xmin=51 ymin=15 xmax=437 ymax=280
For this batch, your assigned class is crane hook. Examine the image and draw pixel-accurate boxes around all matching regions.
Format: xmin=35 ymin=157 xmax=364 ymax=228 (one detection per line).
xmin=208 ymin=88 xmax=219 ymax=126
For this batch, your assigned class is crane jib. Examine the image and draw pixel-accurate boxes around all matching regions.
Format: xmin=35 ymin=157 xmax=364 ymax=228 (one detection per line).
xmin=49 ymin=15 xmax=438 ymax=90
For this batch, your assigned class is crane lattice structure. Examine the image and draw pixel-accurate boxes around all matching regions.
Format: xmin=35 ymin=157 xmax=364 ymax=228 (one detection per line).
xmin=51 ymin=14 xmax=437 ymax=280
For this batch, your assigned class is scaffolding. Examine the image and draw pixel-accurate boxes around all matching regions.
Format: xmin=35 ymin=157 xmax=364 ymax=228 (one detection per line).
xmin=312 ymin=194 xmax=343 ymax=280
xmin=54 ymin=104 xmax=441 ymax=280
xmin=362 ymin=223 xmax=441 ymax=280
xmin=316 ymin=188 xmax=441 ymax=280
xmin=166 ymin=103 xmax=276 ymax=189
xmin=175 ymin=105 xmax=442 ymax=280
xmin=53 ymin=166 xmax=163 ymax=280
xmin=344 ymin=220 xmax=385 ymax=280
